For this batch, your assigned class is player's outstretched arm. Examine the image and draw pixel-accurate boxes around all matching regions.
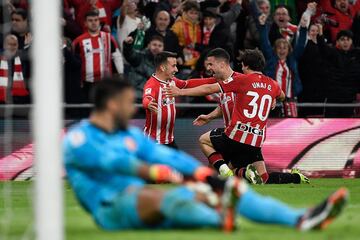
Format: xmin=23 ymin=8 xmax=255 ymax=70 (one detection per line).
xmin=164 ymin=83 xmax=221 ymax=97
xmin=64 ymin=130 xmax=182 ymax=183
xmin=183 ymin=77 xmax=217 ymax=88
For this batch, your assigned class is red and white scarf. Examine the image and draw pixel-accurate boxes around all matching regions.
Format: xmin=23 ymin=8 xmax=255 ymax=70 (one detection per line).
xmin=202 ymin=25 xmax=215 ymax=45
xmin=279 ymin=24 xmax=297 ymax=42
xmin=0 ymin=56 xmax=29 ymax=103
xmin=182 ymin=20 xmax=201 ymax=64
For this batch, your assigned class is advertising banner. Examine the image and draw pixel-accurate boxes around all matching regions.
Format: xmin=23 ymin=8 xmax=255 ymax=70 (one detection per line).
xmin=0 ymin=119 xmax=359 ymax=180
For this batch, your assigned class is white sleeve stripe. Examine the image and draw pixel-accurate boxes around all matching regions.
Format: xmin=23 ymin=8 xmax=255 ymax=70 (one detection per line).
xmin=217 ymin=83 xmax=224 ymax=93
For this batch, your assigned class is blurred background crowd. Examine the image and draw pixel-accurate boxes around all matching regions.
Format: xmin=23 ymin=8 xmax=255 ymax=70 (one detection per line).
xmin=0 ymin=0 xmax=359 ymax=117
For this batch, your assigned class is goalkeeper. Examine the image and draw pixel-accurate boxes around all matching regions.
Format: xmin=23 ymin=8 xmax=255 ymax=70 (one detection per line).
xmin=63 ymin=78 xmax=348 ymax=231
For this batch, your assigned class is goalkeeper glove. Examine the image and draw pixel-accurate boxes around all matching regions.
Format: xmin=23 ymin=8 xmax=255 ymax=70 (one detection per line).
xmin=194 ymin=166 xmax=215 ymax=182
xmin=149 ymin=164 xmax=183 ymax=183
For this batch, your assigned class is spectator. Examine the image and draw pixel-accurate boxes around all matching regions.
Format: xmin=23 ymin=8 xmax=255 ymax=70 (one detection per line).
xmin=7 ymin=0 xmax=29 ymax=10
xmin=73 ymin=10 xmax=123 ymax=101
xmin=10 ymin=8 xmax=30 ymax=50
xmin=64 ymin=0 xmax=120 ymax=32
xmin=196 ymin=0 xmax=243 ymax=59
xmin=62 ymin=9 xmax=83 ymax=40
xmin=116 ymin=0 xmax=141 ymax=51
xmin=269 ymin=5 xmax=298 ymax=45
xmin=123 ymin=35 xmax=164 ymax=101
xmin=269 ymin=0 xmax=297 ymax=21
xmin=155 ymin=0 xmax=182 ymax=26
xmin=144 ymin=10 xmax=182 ymax=63
xmin=0 ymin=34 xmax=31 ymax=104
xmin=317 ymin=26 xmax=360 ymax=117
xmin=258 ymin=14 xmax=308 ymax=117
xmin=298 ymin=24 xmax=327 ymax=116
xmin=171 ymin=1 xmax=201 ymax=75
xmin=244 ymin=0 xmax=272 ymax=49
xmin=323 ymin=0 xmax=358 ymax=43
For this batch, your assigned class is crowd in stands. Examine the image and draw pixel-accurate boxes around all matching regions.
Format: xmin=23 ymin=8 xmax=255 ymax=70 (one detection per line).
xmin=0 ymin=0 xmax=359 ymax=117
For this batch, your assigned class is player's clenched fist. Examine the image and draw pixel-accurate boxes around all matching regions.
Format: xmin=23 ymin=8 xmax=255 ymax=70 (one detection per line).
xmin=258 ymin=14 xmax=267 ymax=26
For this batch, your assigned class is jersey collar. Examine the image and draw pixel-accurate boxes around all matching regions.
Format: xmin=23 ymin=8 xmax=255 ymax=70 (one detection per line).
xmin=152 ymin=74 xmax=171 ymax=84
xmin=223 ymin=71 xmax=235 ymax=83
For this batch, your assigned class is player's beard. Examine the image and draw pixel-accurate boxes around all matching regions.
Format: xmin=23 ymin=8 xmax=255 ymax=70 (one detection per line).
xmin=114 ymin=115 xmax=128 ymax=131
xmin=205 ymin=70 xmax=214 ymax=78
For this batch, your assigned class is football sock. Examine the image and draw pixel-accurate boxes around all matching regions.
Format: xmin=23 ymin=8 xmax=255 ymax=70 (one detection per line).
xmin=236 ymin=186 xmax=304 ymax=226
xmin=208 ymin=152 xmax=227 ymax=171
xmin=267 ymin=172 xmax=301 ymax=184
xmin=235 ymin=167 xmax=254 ymax=184
xmin=160 ymin=186 xmax=221 ymax=228
xmin=261 ymin=172 xmax=269 ymax=183
xmin=235 ymin=167 xmax=246 ymax=178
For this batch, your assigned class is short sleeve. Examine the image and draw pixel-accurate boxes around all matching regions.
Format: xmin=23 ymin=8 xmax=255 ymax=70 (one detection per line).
xmin=173 ymin=78 xmax=188 ymax=89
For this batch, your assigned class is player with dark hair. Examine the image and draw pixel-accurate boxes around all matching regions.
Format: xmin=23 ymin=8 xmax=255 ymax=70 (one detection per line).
xmin=191 ymin=48 xmax=243 ymax=176
xmin=165 ymin=48 xmax=309 ymax=184
xmin=142 ymin=51 xmax=183 ymax=147
xmin=142 ymin=51 xmax=231 ymax=148
xmin=64 ymin=76 xmax=348 ymax=232
xmin=188 ymin=48 xmax=308 ymax=184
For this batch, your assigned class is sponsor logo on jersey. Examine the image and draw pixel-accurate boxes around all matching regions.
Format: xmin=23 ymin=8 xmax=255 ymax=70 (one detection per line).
xmin=220 ymin=95 xmax=232 ymax=104
xmin=162 ymin=97 xmax=175 ymax=106
xmin=237 ymin=123 xmax=264 ymax=136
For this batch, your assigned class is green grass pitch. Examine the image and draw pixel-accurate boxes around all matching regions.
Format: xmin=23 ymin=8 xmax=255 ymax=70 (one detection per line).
xmin=1 ymin=179 xmax=360 ymax=240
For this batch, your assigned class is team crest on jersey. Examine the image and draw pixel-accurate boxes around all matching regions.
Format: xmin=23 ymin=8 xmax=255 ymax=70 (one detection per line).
xmin=223 ymin=77 xmax=233 ymax=84
xmin=124 ymin=137 xmax=137 ymax=151
xmin=145 ymin=88 xmax=152 ymax=95
xmin=68 ymin=130 xmax=86 ymax=148
xmin=220 ymin=95 xmax=232 ymax=104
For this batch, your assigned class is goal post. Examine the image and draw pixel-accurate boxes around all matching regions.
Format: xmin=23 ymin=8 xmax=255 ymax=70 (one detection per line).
xmin=33 ymin=0 xmax=64 ymax=239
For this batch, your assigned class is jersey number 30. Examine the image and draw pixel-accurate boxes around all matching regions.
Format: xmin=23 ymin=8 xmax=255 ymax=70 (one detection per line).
xmin=244 ymin=91 xmax=272 ymax=121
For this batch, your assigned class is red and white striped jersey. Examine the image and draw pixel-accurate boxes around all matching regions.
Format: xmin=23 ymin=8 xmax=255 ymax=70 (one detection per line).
xmin=219 ymin=92 xmax=235 ymax=128
xmin=218 ymin=72 xmax=242 ymax=128
xmin=191 ymin=72 xmax=242 ymax=128
xmin=73 ymin=31 xmax=118 ymax=83
xmin=275 ymin=60 xmax=293 ymax=98
xmin=218 ymin=73 xmax=281 ymax=147
xmin=142 ymin=75 xmax=187 ymax=144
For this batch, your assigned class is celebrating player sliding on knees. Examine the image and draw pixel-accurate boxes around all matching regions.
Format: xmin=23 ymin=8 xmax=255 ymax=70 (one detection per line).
xmin=164 ymin=48 xmax=306 ymax=185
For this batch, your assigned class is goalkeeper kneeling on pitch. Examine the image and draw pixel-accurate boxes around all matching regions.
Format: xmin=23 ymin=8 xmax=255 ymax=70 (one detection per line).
xmin=63 ymin=78 xmax=348 ymax=231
